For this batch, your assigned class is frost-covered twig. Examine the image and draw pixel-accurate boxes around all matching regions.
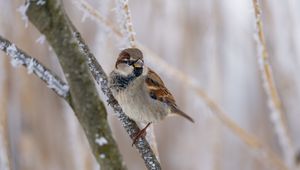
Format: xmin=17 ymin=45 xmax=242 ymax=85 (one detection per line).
xmin=115 ymin=0 xmax=136 ymax=47
xmin=72 ymin=0 xmax=122 ymax=37
xmin=0 ymin=35 xmax=69 ymax=98
xmin=73 ymin=32 xmax=161 ymax=170
xmin=17 ymin=1 xmax=30 ymax=28
xmin=72 ymin=3 xmax=288 ymax=169
xmin=251 ymin=0 xmax=296 ymax=168
xmin=73 ymin=0 xmax=135 ymax=47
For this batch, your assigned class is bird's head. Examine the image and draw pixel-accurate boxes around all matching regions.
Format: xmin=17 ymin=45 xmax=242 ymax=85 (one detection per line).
xmin=115 ymin=48 xmax=144 ymax=77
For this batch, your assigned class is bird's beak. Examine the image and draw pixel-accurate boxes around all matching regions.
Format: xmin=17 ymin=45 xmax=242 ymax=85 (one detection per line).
xmin=133 ymin=59 xmax=144 ymax=68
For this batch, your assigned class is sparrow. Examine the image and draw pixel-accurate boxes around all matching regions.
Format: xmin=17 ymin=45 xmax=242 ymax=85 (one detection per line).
xmin=109 ymin=48 xmax=194 ymax=145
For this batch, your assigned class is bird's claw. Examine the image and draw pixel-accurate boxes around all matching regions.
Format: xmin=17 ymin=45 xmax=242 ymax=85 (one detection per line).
xmin=132 ymin=129 xmax=147 ymax=146
xmin=131 ymin=123 xmax=151 ymax=146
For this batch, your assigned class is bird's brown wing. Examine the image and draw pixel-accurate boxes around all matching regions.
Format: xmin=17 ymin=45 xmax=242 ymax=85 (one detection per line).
xmin=145 ymin=68 xmax=194 ymax=123
xmin=145 ymin=68 xmax=176 ymax=105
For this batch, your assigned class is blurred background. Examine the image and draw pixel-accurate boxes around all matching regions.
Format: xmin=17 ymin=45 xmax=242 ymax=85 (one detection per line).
xmin=1 ymin=0 xmax=300 ymax=170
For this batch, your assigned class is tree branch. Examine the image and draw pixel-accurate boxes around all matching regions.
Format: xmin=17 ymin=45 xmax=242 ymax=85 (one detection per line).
xmin=0 ymin=35 xmax=69 ymax=99
xmin=115 ymin=0 xmax=137 ymax=47
xmin=26 ymin=1 xmax=126 ymax=170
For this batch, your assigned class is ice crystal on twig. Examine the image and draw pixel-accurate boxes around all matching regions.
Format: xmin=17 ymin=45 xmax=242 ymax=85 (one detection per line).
xmin=17 ymin=2 xmax=30 ymax=28
xmin=95 ymin=135 xmax=108 ymax=146
xmin=36 ymin=0 xmax=46 ymax=6
xmin=115 ymin=0 xmax=136 ymax=47
xmin=35 ymin=35 xmax=46 ymax=44
xmin=100 ymin=154 xmax=106 ymax=159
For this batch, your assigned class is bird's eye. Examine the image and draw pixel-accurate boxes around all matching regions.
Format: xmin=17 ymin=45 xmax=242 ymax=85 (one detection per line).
xmin=121 ymin=59 xmax=131 ymax=64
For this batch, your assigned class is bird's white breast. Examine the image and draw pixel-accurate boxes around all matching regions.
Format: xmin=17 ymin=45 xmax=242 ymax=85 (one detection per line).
xmin=112 ymin=76 xmax=168 ymax=123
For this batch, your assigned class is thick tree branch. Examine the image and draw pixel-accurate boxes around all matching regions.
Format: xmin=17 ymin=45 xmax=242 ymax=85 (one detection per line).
xmin=0 ymin=35 xmax=70 ymax=99
xmin=26 ymin=1 xmax=126 ymax=170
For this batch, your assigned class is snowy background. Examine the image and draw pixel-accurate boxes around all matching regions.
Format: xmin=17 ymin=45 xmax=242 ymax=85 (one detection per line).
xmin=1 ymin=0 xmax=300 ymax=170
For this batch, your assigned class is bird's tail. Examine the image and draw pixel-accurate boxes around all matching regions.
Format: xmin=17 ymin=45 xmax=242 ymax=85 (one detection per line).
xmin=171 ymin=106 xmax=194 ymax=123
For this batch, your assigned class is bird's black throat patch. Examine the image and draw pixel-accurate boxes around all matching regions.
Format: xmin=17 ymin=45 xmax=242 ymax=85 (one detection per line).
xmin=133 ymin=67 xmax=143 ymax=77
xmin=111 ymin=67 xmax=143 ymax=92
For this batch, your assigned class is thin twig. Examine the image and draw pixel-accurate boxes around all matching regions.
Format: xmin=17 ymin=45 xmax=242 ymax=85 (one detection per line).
xmin=72 ymin=2 xmax=289 ymax=169
xmin=0 ymin=35 xmax=70 ymax=99
xmin=73 ymin=0 xmax=122 ymax=38
xmin=251 ymin=0 xmax=296 ymax=168
xmin=72 ymin=0 xmax=122 ymax=37
xmin=115 ymin=0 xmax=136 ymax=47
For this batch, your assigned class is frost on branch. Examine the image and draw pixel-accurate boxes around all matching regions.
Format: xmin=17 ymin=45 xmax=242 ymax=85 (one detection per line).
xmin=72 ymin=0 xmax=122 ymax=39
xmin=17 ymin=2 xmax=30 ymax=28
xmin=251 ymin=0 xmax=296 ymax=168
xmin=95 ymin=134 xmax=108 ymax=146
xmin=0 ymin=36 xmax=69 ymax=98
xmin=36 ymin=0 xmax=46 ymax=6
xmin=35 ymin=35 xmax=46 ymax=44
xmin=72 ymin=0 xmax=94 ymax=23
xmin=6 ymin=44 xmax=23 ymax=67
xmin=115 ymin=0 xmax=136 ymax=47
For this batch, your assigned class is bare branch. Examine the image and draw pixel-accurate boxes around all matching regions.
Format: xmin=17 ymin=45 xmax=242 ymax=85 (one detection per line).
xmin=0 ymin=35 xmax=69 ymax=99
xmin=72 ymin=0 xmax=122 ymax=38
xmin=115 ymin=0 xmax=136 ymax=47
xmin=251 ymin=0 xmax=296 ymax=168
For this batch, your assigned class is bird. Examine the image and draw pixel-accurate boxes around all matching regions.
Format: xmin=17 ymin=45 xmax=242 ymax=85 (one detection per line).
xmin=109 ymin=48 xmax=194 ymax=145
